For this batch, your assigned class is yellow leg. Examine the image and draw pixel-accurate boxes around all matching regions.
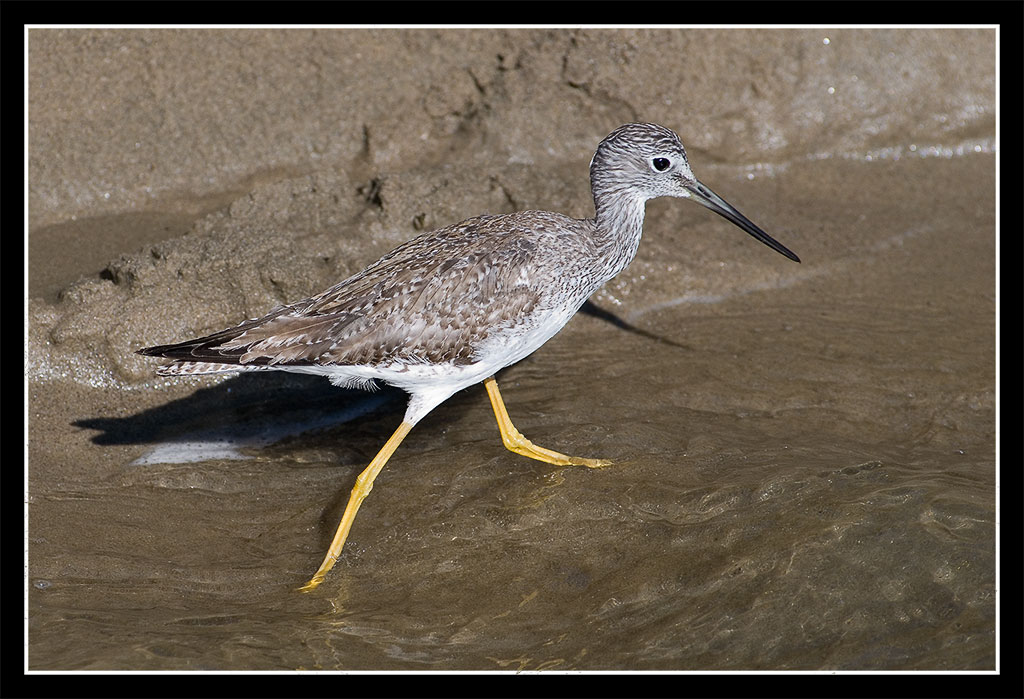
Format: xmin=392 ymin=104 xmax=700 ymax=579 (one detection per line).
xmin=298 ymin=420 xmax=414 ymax=592
xmin=484 ymin=376 xmax=610 ymax=468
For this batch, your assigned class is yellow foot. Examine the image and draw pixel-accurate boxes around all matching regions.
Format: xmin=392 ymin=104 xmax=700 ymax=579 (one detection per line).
xmin=484 ymin=377 xmax=611 ymax=468
xmin=297 ymin=566 xmax=331 ymax=593
xmin=502 ymin=428 xmax=612 ymax=468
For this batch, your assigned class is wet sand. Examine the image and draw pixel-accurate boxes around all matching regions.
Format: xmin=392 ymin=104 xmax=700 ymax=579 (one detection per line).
xmin=27 ymin=28 xmax=996 ymax=670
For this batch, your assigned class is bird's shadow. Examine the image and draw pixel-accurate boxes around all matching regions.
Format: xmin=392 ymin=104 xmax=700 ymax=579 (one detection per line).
xmin=579 ymin=300 xmax=691 ymax=352
xmin=73 ymin=372 xmax=411 ymax=456
xmin=74 ymin=302 xmax=686 ymax=461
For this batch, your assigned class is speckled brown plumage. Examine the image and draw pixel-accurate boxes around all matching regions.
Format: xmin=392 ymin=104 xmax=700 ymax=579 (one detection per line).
xmin=140 ymin=211 xmax=601 ymax=371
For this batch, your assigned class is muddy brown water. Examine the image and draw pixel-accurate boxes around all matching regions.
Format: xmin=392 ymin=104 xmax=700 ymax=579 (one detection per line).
xmin=26 ymin=28 xmax=996 ymax=671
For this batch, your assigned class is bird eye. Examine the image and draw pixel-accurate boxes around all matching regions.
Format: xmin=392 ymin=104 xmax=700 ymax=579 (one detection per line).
xmin=652 ymin=157 xmax=671 ymax=172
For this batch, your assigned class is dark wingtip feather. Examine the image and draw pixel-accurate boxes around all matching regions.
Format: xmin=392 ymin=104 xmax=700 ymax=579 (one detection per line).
xmin=136 ymin=343 xmax=174 ymax=357
xmin=135 ymin=334 xmax=247 ymax=364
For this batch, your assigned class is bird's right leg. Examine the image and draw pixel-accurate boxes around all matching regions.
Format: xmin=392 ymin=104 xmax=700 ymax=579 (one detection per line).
xmin=298 ymin=420 xmax=414 ymax=592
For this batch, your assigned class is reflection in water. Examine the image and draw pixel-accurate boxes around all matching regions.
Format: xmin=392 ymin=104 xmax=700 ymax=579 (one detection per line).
xmin=31 ymin=293 xmax=994 ymax=670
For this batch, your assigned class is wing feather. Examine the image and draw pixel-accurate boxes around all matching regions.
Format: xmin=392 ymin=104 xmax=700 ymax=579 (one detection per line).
xmin=137 ymin=213 xmax=566 ymax=372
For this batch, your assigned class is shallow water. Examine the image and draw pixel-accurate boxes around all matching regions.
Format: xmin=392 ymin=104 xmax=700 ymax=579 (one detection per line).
xmin=28 ymin=152 xmax=995 ymax=669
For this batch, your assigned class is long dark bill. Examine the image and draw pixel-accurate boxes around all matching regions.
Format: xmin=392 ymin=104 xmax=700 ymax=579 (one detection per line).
xmin=685 ymin=181 xmax=801 ymax=263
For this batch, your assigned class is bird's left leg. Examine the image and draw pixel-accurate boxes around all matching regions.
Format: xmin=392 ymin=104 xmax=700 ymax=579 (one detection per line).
xmin=483 ymin=376 xmax=611 ymax=468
